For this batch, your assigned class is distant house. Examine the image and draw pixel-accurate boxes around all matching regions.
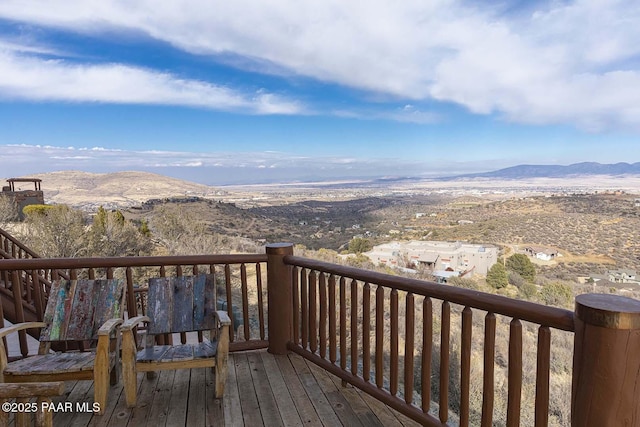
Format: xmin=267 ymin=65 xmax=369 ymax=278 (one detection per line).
xmin=587 ymin=270 xmax=639 ymax=286
xmin=607 ymin=269 xmax=637 ymax=283
xmin=524 ymin=246 xmax=558 ymax=261
xmin=364 ymin=240 xmax=498 ymax=276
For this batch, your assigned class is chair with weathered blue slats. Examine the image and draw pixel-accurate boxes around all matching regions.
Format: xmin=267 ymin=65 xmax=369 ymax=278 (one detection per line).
xmin=121 ymin=274 xmax=231 ymax=407
xmin=0 ymin=278 xmax=125 ymax=415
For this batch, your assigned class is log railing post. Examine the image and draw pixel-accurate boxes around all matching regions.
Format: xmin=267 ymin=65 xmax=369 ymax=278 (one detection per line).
xmin=572 ymin=293 xmax=640 ymax=426
xmin=266 ymin=243 xmax=294 ymax=355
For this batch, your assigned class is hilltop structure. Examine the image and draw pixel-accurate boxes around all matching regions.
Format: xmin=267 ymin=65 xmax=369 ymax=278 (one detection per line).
xmin=364 ymin=240 xmax=498 ymax=279
xmin=1 ymin=178 xmax=44 ymax=219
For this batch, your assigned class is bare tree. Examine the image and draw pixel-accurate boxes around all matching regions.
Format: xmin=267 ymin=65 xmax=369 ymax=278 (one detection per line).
xmin=20 ymin=205 xmax=87 ymax=257
xmin=0 ymin=195 xmax=18 ymax=228
xmin=151 ymin=204 xmax=227 ymax=255
xmin=88 ymin=207 xmax=151 ymax=257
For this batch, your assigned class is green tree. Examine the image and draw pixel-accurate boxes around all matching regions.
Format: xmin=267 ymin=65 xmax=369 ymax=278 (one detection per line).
xmin=506 ymin=253 xmax=536 ymax=282
xmin=348 ymin=237 xmax=372 ymax=253
xmin=486 ymin=262 xmax=509 ymax=289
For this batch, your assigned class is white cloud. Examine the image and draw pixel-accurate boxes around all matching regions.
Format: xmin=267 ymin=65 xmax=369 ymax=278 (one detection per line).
xmin=0 ymin=1 xmax=639 ymax=129
xmin=0 ymin=48 xmax=303 ymax=114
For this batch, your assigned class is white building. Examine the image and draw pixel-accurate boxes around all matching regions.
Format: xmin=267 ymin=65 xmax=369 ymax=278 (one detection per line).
xmin=365 ymin=240 xmax=498 ymax=276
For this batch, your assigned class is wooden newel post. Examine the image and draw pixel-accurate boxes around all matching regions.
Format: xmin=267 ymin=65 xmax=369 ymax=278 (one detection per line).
xmin=572 ymin=294 xmax=640 ymax=426
xmin=266 ymin=243 xmax=294 ymax=355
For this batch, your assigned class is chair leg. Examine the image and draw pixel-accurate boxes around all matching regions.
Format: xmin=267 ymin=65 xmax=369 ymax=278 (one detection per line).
xmin=94 ymin=336 xmax=111 ymax=415
xmin=94 ymin=364 xmax=109 ymax=415
xmin=122 ymin=330 xmax=138 ymax=408
xmin=215 ymin=325 xmax=230 ymax=398
xmin=215 ymin=361 xmax=225 ymax=398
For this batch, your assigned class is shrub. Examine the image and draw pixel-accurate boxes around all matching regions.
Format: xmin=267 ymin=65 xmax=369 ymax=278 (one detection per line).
xmin=486 ymin=263 xmax=509 ymax=289
xmin=348 ymin=237 xmax=372 ymax=253
xmin=22 ymin=204 xmax=53 ymax=217
xmin=506 ymin=253 xmax=536 ymax=282
xmin=508 ymin=271 xmax=526 ymax=288
xmin=447 ymin=276 xmax=478 ymax=289
xmin=540 ymin=282 xmax=574 ymax=307
xmin=518 ymin=282 xmax=538 ymax=300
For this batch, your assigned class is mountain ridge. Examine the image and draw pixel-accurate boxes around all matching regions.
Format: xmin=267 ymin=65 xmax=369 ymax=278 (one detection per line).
xmin=441 ymin=162 xmax=640 ymax=180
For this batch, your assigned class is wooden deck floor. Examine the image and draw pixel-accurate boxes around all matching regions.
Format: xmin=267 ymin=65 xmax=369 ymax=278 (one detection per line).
xmin=10 ymin=350 xmax=420 ymax=427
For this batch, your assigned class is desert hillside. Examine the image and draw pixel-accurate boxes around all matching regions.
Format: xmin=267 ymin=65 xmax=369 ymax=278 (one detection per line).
xmin=14 ymin=171 xmax=221 ymax=211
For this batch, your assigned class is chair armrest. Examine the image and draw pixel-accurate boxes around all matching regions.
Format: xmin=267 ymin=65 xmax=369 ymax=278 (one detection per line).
xmin=215 ymin=311 xmax=232 ymax=326
xmin=98 ymin=318 xmax=123 ymax=336
xmin=122 ymin=316 xmax=150 ymax=331
xmin=0 ymin=322 xmax=46 ymax=339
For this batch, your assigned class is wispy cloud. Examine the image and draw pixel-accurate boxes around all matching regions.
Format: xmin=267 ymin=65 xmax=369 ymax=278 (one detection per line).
xmin=333 ymin=104 xmax=441 ymax=124
xmin=1 ymin=1 xmax=640 ymax=129
xmin=0 ymin=47 xmax=303 ymax=114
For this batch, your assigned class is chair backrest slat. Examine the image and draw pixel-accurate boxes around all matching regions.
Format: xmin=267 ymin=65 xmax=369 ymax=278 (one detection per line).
xmin=66 ymin=280 xmax=100 ymax=340
xmin=92 ymin=279 xmax=125 ymax=337
xmin=40 ymin=279 xmax=125 ymax=342
xmin=172 ymin=276 xmax=194 ymax=332
xmin=147 ymin=274 xmax=216 ymax=335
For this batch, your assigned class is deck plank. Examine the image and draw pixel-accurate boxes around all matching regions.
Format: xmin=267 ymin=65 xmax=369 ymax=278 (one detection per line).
xmin=324 ymin=368 xmax=413 ymax=427
xmin=4 ymin=349 xmax=424 ymax=426
xmin=165 ymin=369 xmax=190 ymax=427
xmin=247 ymin=351 xmax=284 ymax=427
xmin=205 ymin=367 xmax=225 ymax=426
xmin=305 ymin=360 xmax=366 ymax=427
xmin=126 ymin=370 xmax=161 ymax=426
xmin=145 ymin=369 xmax=176 ymax=426
xmin=186 ymin=368 xmax=207 ymax=427
xmin=234 ymin=352 xmax=264 ymax=427
xmin=288 ymin=353 xmax=342 ymax=427
xmin=223 ymin=354 xmax=244 ymax=427
xmin=51 ymin=380 xmax=89 ymax=427
xmin=274 ymin=353 xmax=323 ymax=427
xmin=260 ymin=351 xmax=304 ymax=427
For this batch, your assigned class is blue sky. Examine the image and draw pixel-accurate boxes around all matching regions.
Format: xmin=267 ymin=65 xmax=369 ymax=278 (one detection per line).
xmin=0 ymin=1 xmax=639 ymax=185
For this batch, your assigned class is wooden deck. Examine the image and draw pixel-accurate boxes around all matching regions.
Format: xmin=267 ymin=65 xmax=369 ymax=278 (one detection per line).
xmin=8 ymin=350 xmax=420 ymax=427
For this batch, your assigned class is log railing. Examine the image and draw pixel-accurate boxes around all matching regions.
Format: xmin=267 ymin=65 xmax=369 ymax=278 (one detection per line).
xmin=0 ymin=254 xmax=269 ymax=355
xmin=0 ymin=228 xmax=40 ymax=261
xmin=0 ymin=229 xmax=68 ymax=326
xmin=263 ymin=244 xmax=640 ymax=427
xmin=1 ymin=243 xmax=639 ymax=426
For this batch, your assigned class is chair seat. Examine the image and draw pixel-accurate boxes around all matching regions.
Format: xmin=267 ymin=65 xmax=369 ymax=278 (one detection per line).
xmin=4 ymin=351 xmax=101 ymax=376
xmin=136 ymin=340 xmax=218 ymax=363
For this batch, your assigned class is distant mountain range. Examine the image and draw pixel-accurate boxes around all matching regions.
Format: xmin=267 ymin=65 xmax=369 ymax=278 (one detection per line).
xmin=443 ymin=162 xmax=640 ymax=180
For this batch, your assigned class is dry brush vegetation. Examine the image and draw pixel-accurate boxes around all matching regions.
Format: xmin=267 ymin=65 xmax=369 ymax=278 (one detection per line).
xmin=4 ymin=189 xmax=639 ymax=427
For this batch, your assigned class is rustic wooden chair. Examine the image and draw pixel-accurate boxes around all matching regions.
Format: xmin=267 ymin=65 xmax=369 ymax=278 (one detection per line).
xmin=121 ymin=274 xmax=231 ymax=407
xmin=0 ymin=381 xmax=65 ymax=427
xmin=0 ymin=278 xmax=125 ymax=415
